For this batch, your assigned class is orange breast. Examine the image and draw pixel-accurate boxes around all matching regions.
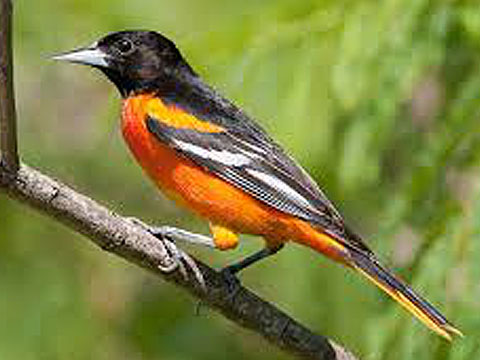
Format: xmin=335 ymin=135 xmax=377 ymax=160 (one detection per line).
xmin=121 ymin=95 xmax=347 ymax=260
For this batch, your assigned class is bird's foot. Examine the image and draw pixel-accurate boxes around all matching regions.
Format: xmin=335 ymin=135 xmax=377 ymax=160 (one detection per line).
xmin=219 ymin=265 xmax=242 ymax=302
xmin=124 ymin=217 xmax=206 ymax=291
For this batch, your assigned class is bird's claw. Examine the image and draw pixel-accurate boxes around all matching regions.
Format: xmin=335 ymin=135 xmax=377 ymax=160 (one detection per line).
xmin=219 ymin=266 xmax=242 ymax=302
xmin=125 ymin=217 xmax=206 ymax=291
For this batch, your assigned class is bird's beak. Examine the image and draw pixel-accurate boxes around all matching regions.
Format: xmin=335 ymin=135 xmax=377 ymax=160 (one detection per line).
xmin=52 ymin=46 xmax=109 ymax=68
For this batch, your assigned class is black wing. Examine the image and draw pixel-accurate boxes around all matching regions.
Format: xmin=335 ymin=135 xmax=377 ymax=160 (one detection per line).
xmin=147 ymin=117 xmax=373 ymax=251
xmin=150 ymin=76 xmax=372 ymax=253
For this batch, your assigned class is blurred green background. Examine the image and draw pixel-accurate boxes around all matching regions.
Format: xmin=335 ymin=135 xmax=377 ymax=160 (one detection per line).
xmin=1 ymin=0 xmax=480 ymax=359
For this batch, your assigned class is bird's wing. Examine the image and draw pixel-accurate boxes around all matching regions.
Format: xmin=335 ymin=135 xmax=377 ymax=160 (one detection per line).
xmin=146 ymin=114 xmax=372 ymax=255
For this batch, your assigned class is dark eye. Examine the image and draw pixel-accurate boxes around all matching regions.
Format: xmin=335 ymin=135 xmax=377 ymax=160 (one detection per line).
xmin=116 ymin=39 xmax=134 ymax=55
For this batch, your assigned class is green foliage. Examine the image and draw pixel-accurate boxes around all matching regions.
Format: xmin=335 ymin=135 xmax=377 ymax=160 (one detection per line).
xmin=1 ymin=0 xmax=480 ymax=358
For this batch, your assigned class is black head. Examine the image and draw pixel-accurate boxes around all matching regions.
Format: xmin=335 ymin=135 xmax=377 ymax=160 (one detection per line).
xmin=54 ymin=30 xmax=195 ymax=97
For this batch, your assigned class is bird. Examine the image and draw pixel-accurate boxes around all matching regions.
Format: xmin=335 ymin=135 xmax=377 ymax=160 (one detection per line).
xmin=54 ymin=30 xmax=461 ymax=340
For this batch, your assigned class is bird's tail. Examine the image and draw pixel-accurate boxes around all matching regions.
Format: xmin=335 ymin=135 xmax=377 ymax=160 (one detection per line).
xmin=349 ymin=248 xmax=462 ymax=340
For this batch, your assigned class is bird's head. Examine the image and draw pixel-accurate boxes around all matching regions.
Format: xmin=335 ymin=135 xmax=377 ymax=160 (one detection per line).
xmin=54 ymin=30 xmax=194 ymax=97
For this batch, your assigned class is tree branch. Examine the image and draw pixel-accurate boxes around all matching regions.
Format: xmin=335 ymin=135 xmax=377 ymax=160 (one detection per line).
xmin=0 ymin=163 xmax=358 ymax=360
xmin=0 ymin=0 xmax=19 ymax=172
xmin=0 ymin=1 xmax=359 ymax=359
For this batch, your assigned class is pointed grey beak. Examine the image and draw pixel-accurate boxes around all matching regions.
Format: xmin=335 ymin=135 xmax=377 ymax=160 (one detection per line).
xmin=52 ymin=47 xmax=109 ymax=67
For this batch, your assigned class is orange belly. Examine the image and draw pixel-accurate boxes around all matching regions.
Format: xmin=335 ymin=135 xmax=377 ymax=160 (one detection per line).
xmin=121 ymin=95 xmax=347 ymax=260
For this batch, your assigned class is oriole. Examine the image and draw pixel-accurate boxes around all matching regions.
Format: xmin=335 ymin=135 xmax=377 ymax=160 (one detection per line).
xmin=54 ymin=30 xmax=461 ymax=340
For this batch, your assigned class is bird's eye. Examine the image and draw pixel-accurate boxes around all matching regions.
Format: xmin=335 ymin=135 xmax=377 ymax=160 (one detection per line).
xmin=116 ymin=39 xmax=134 ymax=55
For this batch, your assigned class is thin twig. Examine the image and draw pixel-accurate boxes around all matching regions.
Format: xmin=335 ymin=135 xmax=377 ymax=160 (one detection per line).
xmin=0 ymin=0 xmax=19 ymax=172
xmin=0 ymin=1 xmax=359 ymax=359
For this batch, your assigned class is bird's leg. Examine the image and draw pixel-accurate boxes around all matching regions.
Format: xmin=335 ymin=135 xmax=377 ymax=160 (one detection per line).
xmin=151 ymin=226 xmax=217 ymax=248
xmin=125 ymin=217 xmax=212 ymax=290
xmin=126 ymin=217 xmax=285 ymax=300
xmin=222 ymin=244 xmax=285 ymax=275
xmin=126 ymin=217 xmax=215 ymax=248
xmin=220 ymin=244 xmax=285 ymax=298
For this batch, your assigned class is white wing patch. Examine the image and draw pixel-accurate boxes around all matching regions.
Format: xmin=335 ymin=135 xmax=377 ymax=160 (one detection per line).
xmin=174 ymin=139 xmax=252 ymax=167
xmin=246 ymin=168 xmax=314 ymax=210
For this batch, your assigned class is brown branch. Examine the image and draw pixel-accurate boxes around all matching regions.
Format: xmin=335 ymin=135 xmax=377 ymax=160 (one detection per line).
xmin=0 ymin=163 xmax=358 ymax=360
xmin=0 ymin=0 xmax=18 ymax=172
xmin=0 ymin=1 xmax=359 ymax=359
